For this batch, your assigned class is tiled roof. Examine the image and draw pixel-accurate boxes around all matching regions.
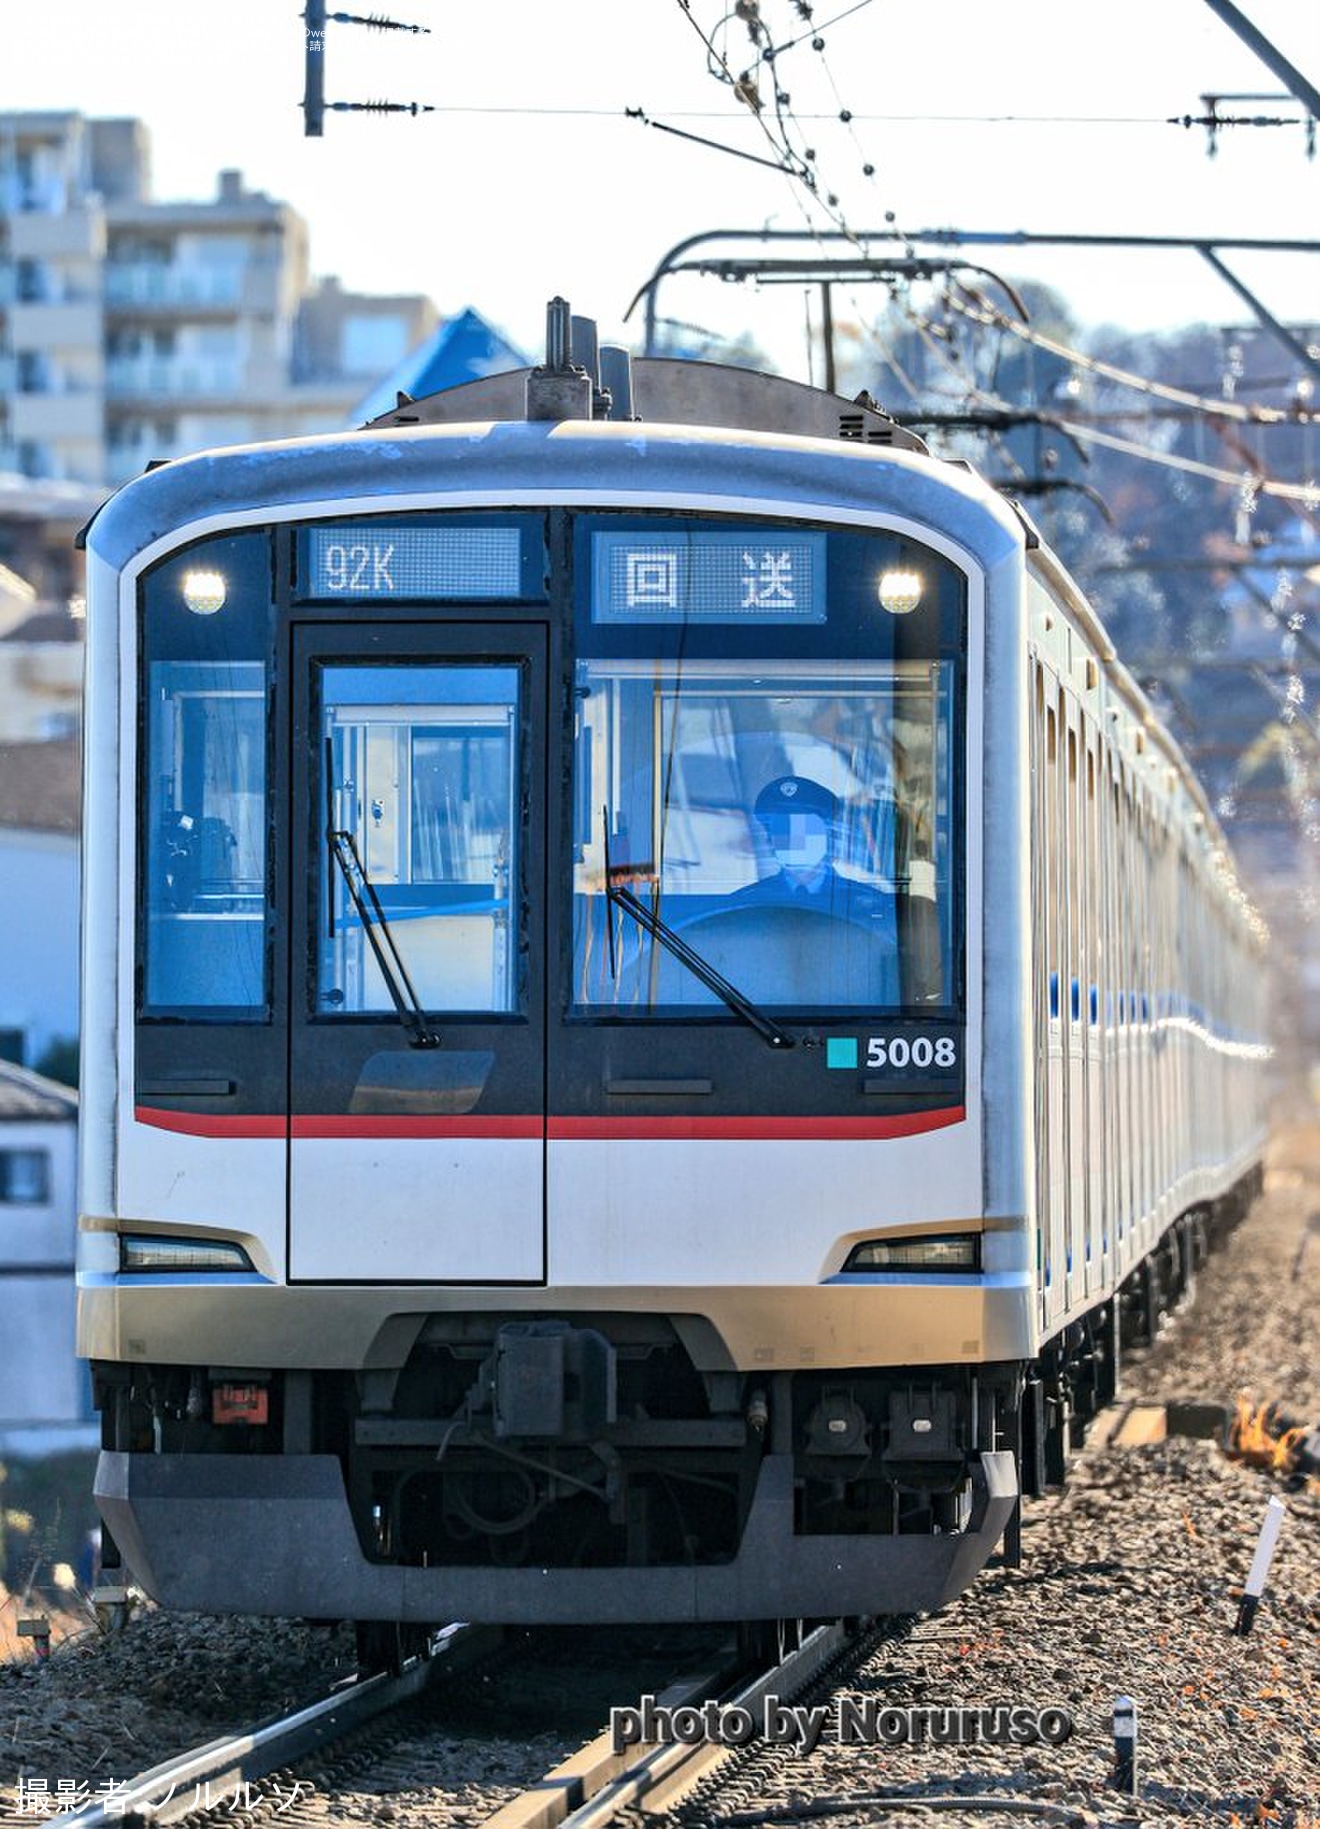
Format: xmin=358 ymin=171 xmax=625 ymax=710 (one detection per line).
xmin=0 ymin=1058 xmax=77 ymax=1120
xmin=353 ymin=308 xmax=530 ymax=426
xmin=1 ymin=608 xmax=84 ymax=645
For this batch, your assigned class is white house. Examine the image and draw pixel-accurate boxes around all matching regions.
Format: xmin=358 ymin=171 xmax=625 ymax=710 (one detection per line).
xmin=0 ymin=1059 xmax=93 ymax=1451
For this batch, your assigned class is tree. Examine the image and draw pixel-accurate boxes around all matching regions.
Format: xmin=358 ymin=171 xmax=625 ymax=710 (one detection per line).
xmin=34 ymin=1037 xmax=78 ymax=1090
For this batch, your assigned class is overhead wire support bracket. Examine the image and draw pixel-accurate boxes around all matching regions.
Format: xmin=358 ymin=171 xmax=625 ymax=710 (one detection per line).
xmin=624 ymin=107 xmax=795 ymax=176
xmin=627 ymin=226 xmax=1320 ymax=386
xmin=1172 ymin=92 xmax=1317 ymax=159
xmin=302 ymin=0 xmax=432 ymax=136
xmin=1198 ymin=0 xmax=1320 ymax=121
xmin=684 ymin=254 xmax=1030 ymax=322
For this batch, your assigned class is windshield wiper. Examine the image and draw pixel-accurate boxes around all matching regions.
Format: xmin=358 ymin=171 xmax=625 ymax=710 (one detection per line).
xmin=326 ymin=823 xmax=441 ymax=1050
xmin=603 ymin=816 xmax=794 ymax=1050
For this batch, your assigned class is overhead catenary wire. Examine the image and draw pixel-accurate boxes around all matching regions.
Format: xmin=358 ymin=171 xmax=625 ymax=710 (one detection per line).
xmin=1045 ymin=414 xmax=1319 ymax=504
xmin=663 ymin=3 xmax=1059 ymax=480
xmin=672 ymin=1 xmax=823 ymax=197
xmin=663 ymin=5 xmax=1320 ymax=516
xmin=634 ymin=0 xmax=1319 ymax=493
xmin=444 ymin=105 xmax=1206 ymax=123
xmin=662 ymin=5 xmax=1320 ymax=842
xmin=763 ymin=0 xmax=875 ymax=59
xmin=893 ymin=278 xmax=1320 ymax=509
xmin=944 ymin=288 xmax=1320 ymax=427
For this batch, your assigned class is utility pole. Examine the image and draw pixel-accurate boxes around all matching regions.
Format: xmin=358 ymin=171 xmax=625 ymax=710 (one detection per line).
xmin=303 ymin=0 xmax=327 ymax=136
xmin=301 ymin=3 xmax=432 ymax=136
xmin=819 ymin=281 xmax=836 ymax=395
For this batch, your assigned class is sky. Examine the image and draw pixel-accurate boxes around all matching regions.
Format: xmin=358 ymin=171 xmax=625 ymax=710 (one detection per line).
xmin=2 ymin=0 xmax=1317 ymax=381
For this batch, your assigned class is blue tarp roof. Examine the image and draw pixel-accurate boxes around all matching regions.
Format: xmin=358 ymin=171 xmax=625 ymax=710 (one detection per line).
xmin=351 ymin=307 xmax=531 ymax=426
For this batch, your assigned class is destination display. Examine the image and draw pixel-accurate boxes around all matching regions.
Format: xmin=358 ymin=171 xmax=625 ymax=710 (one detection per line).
xmin=592 ymin=530 xmax=826 ymax=624
xmin=300 ymin=524 xmax=525 ymax=600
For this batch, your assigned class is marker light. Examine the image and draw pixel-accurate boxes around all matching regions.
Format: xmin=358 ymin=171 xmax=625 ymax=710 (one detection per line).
xmin=120 ymin=1235 xmax=254 ymax=1273
xmin=181 ymin=569 xmax=227 ymax=615
xmin=877 ymin=568 xmax=924 ymax=615
xmin=843 ymin=1234 xmax=980 ymax=1272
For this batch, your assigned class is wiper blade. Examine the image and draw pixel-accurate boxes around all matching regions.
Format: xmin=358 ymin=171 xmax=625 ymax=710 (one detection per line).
xmin=327 ymin=824 xmax=441 ymax=1050
xmin=605 ymin=875 xmax=796 ymax=1051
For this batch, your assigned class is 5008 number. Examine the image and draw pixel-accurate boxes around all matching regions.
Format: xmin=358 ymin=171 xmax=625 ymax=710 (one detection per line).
xmin=867 ymin=1035 xmax=958 ymax=1069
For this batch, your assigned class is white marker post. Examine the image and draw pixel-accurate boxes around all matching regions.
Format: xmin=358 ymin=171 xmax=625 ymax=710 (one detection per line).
xmin=1112 ymin=1696 xmax=1138 ymax=1794
xmin=1234 ymin=1494 xmax=1287 ymax=1635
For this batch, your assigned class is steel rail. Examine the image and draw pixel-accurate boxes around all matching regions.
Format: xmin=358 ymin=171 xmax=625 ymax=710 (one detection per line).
xmin=63 ymin=1622 xmax=502 ymax=1828
xmin=484 ymin=1622 xmax=853 ymax=1829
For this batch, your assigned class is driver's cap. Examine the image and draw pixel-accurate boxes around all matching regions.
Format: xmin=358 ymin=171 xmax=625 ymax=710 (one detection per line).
xmin=753 ymin=775 xmax=837 ymax=823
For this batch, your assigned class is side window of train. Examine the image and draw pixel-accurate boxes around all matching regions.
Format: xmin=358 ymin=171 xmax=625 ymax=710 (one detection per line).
xmin=1085 ymin=737 xmax=1098 ymax=1024
xmin=1032 ymin=662 xmax=1047 ymax=1020
xmin=137 ymin=532 xmax=273 ymax=1017
xmin=1045 ymin=684 xmax=1060 ymax=1023
xmin=1067 ymin=710 xmax=1080 ymax=1025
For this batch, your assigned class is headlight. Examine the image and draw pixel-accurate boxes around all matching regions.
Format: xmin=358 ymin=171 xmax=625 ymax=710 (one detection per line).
xmin=876 ymin=568 xmax=924 ymax=615
xmin=181 ymin=569 xmax=227 ymax=615
xmin=119 ymin=1235 xmax=255 ymax=1273
xmin=843 ymin=1234 xmax=980 ymax=1272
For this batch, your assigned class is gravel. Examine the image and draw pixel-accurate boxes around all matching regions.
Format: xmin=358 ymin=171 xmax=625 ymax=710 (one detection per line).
xmin=0 ymin=1610 xmax=357 ymax=1810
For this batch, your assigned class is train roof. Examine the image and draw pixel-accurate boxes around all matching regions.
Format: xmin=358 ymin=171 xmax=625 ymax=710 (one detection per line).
xmin=81 ymin=403 xmax=1025 ymax=579
xmin=360 ymin=355 xmax=930 ymax=443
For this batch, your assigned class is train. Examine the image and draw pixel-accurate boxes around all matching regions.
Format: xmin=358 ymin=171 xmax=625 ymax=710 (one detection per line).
xmin=76 ymin=300 xmax=1270 ymax=1643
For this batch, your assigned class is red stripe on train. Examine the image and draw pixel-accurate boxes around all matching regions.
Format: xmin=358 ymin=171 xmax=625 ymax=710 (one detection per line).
xmin=134 ymin=1108 xmax=288 ymax=1138
xmin=295 ymin=1114 xmax=543 ymax=1139
xmin=546 ymin=1107 xmax=965 ymax=1140
xmin=135 ymin=1106 xmax=965 ymax=1140
xmin=134 ymin=1108 xmax=542 ymax=1139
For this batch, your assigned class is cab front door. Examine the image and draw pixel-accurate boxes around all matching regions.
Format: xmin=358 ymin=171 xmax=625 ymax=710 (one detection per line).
xmin=287 ymin=623 xmax=547 ymax=1283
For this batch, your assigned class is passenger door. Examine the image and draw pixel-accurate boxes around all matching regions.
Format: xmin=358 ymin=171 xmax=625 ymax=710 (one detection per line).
xmin=287 ymin=623 xmax=547 ymax=1283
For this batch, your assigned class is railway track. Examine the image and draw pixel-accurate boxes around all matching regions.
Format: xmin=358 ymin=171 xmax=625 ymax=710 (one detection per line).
xmin=54 ymin=1616 xmax=1107 ymax=1829
xmin=56 ymin=1621 xmax=852 ymax=1829
xmin=59 ymin=1621 xmax=499 ymax=1827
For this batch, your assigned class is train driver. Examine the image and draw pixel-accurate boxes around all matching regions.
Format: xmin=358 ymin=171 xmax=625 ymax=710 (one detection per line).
xmin=729 ymin=774 xmax=900 ymax=1003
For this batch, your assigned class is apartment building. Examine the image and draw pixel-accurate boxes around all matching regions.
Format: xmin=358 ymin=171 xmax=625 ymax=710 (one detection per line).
xmin=0 ymin=111 xmax=438 ymax=488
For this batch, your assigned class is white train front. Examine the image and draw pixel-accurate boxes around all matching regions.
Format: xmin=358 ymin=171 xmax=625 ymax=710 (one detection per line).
xmin=76 ymin=342 xmax=1268 ymax=1629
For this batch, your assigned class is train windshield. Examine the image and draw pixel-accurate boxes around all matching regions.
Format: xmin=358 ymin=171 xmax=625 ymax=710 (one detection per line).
xmin=317 ymin=663 xmax=522 ymax=1018
xmin=572 ymin=517 xmax=964 ymax=1017
xmin=138 ymin=531 xmax=272 ymax=1016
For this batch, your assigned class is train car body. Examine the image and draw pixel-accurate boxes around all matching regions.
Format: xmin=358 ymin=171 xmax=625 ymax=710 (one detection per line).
xmin=76 ymin=337 xmax=1269 ymax=1626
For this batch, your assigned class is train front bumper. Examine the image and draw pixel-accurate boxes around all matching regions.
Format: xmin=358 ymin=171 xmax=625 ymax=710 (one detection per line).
xmin=96 ymin=1446 xmax=1017 ymax=1623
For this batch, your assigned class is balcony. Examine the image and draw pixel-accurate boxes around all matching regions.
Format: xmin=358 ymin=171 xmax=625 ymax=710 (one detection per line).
xmin=105 ymin=264 xmax=244 ymax=312
xmin=0 ymin=440 xmax=61 ymax=480
xmin=8 ymin=208 xmax=104 ymax=261
xmin=0 ymin=178 xmax=68 ymax=214
xmin=105 ymin=355 xmax=243 ymax=399
xmin=9 ymin=388 xmax=102 ymax=442
xmin=10 ymin=299 xmax=101 ymax=351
